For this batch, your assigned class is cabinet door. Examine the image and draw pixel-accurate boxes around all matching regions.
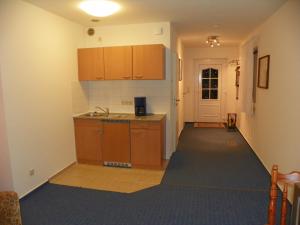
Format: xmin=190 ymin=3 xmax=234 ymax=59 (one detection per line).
xmin=102 ymin=121 xmax=131 ymax=163
xmin=74 ymin=119 xmax=103 ymax=164
xmin=104 ymin=46 xmax=133 ymax=80
xmin=133 ymin=44 xmax=165 ymax=80
xmin=131 ymin=123 xmax=162 ymax=168
xmin=78 ymin=48 xmax=104 ymax=81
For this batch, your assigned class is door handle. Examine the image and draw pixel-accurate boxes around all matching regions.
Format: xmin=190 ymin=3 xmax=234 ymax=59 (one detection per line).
xmin=134 ymin=75 xmax=143 ymax=79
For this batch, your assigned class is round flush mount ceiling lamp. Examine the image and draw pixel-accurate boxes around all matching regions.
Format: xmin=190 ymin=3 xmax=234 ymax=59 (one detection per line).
xmin=206 ymin=36 xmax=221 ymax=47
xmin=79 ymin=0 xmax=121 ymax=17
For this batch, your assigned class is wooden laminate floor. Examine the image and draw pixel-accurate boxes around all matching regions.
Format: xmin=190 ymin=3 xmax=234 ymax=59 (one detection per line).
xmin=49 ymin=163 xmax=167 ymax=193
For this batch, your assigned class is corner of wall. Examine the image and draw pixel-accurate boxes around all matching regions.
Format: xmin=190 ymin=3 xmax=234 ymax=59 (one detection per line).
xmin=0 ymin=66 xmax=14 ymax=191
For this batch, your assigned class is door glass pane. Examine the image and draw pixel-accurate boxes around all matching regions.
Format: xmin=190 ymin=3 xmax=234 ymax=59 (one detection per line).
xmin=202 ymin=69 xmax=210 ymax=78
xmin=201 ymin=67 xmax=219 ymax=100
xmin=210 ymin=90 xmax=218 ymax=99
xmin=211 ymin=69 xmax=218 ymax=78
xmin=211 ymin=79 xmax=218 ymax=88
xmin=202 ymin=90 xmax=209 ymax=99
xmin=202 ymin=79 xmax=209 ymax=88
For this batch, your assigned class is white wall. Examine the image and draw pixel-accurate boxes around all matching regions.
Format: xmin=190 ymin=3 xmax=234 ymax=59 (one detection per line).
xmin=183 ymin=47 xmax=239 ymax=121
xmin=237 ymin=0 xmax=300 ymax=173
xmin=79 ymin=22 xmax=175 ymax=158
xmin=0 ymin=70 xmax=13 ymax=191
xmin=0 ymin=0 xmax=84 ymax=197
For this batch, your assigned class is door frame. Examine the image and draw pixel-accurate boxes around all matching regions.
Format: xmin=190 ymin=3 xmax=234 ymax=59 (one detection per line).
xmin=193 ymin=59 xmax=228 ymax=122
xmin=169 ymin=51 xmax=177 ymax=157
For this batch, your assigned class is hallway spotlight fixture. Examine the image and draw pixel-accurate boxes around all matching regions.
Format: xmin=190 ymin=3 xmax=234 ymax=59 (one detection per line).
xmin=206 ymin=36 xmax=221 ymax=47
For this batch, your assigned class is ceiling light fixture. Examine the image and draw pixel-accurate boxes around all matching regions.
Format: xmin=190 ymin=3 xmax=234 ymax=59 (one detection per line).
xmin=79 ymin=0 xmax=121 ymax=17
xmin=206 ymin=36 xmax=221 ymax=47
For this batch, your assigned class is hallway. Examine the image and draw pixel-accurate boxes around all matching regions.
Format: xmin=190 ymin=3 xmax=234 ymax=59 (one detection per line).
xmin=21 ymin=125 xmax=281 ymax=225
xmin=162 ymin=124 xmax=270 ymax=190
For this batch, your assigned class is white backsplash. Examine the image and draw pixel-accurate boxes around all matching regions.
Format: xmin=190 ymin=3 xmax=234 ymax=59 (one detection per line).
xmin=88 ymin=80 xmax=171 ymax=114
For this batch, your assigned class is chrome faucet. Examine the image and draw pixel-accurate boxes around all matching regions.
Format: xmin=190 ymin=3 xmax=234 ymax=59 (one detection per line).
xmin=95 ymin=106 xmax=110 ymax=117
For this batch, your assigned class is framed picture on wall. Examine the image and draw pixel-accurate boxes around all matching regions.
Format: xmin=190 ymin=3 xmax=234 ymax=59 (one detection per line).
xmin=258 ymin=55 xmax=270 ymax=89
xmin=178 ymin=58 xmax=183 ymax=81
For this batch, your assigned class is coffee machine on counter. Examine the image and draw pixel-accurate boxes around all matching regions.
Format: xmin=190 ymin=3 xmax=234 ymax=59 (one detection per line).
xmin=134 ymin=97 xmax=146 ymax=116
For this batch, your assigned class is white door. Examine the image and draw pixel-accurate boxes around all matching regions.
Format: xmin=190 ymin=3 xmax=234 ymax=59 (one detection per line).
xmin=196 ymin=64 xmax=222 ymax=122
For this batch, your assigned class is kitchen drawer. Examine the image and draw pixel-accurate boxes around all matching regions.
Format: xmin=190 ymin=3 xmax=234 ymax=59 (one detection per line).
xmin=130 ymin=121 xmax=161 ymax=130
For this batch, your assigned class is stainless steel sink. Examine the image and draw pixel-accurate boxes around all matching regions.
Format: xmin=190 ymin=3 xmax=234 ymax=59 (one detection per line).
xmin=81 ymin=112 xmax=129 ymax=119
xmin=108 ymin=114 xmax=128 ymax=119
xmin=81 ymin=112 xmax=109 ymax=118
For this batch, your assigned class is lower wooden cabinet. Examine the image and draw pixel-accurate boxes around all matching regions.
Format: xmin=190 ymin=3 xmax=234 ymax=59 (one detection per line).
xmin=73 ymin=118 xmax=165 ymax=169
xmin=130 ymin=120 xmax=165 ymax=169
xmin=102 ymin=121 xmax=131 ymax=164
xmin=74 ymin=119 xmax=103 ymax=164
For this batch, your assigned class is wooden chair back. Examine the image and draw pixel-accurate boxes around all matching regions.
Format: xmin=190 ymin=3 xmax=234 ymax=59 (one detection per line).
xmin=267 ymin=165 xmax=300 ymax=225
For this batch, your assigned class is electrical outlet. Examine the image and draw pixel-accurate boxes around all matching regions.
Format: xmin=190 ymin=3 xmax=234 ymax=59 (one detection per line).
xmin=121 ymin=100 xmax=133 ymax=105
xmin=29 ymin=169 xmax=35 ymax=176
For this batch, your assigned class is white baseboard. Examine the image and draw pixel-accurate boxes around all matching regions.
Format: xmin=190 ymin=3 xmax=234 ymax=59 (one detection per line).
xmin=19 ymin=161 xmax=76 ymax=199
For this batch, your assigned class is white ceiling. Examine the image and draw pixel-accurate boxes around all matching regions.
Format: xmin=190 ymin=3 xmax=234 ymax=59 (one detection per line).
xmin=24 ymin=0 xmax=287 ymax=47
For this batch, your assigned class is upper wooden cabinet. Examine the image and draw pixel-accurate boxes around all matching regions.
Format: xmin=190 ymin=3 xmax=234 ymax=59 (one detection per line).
xmin=104 ymin=46 xmax=133 ymax=80
xmin=133 ymin=44 xmax=165 ymax=80
xmin=77 ymin=44 xmax=165 ymax=81
xmin=77 ymin=48 xmax=104 ymax=81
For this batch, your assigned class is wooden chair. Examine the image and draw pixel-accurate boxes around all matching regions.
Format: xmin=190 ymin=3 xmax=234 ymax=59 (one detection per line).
xmin=267 ymin=165 xmax=300 ymax=225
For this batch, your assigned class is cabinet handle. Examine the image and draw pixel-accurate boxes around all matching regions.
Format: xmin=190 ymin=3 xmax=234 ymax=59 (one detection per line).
xmin=96 ymin=77 xmax=104 ymax=80
xmin=134 ymin=75 xmax=143 ymax=79
xmin=99 ymin=129 xmax=103 ymax=135
xmin=122 ymin=76 xmax=131 ymax=79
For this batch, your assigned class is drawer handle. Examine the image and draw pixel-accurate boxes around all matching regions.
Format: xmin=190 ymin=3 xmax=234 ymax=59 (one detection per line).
xmin=122 ymin=76 xmax=131 ymax=79
xmin=134 ymin=75 xmax=143 ymax=79
xmin=96 ymin=77 xmax=104 ymax=80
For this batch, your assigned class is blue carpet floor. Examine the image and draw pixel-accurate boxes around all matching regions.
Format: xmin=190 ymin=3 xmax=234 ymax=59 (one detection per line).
xmin=20 ymin=124 xmax=289 ymax=225
xmin=161 ymin=127 xmax=270 ymax=190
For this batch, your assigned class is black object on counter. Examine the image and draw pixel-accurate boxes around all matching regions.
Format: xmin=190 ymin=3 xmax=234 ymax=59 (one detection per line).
xmin=134 ymin=97 xmax=146 ymax=116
